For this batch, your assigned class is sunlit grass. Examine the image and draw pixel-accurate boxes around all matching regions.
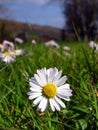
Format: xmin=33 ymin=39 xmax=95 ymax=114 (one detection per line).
xmin=0 ymin=41 xmax=98 ymax=130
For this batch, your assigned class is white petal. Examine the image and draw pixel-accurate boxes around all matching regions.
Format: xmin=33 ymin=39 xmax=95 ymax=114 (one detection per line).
xmin=49 ymin=98 xmax=55 ymax=111
xmin=50 ymin=98 xmax=60 ymax=111
xmin=27 ymin=91 xmax=32 ymax=95
xmin=57 ymin=93 xmax=71 ymax=101
xmin=54 ymin=76 xmax=68 ymax=86
xmin=30 ymin=77 xmax=39 ymax=86
xmin=57 ymin=89 xmax=72 ymax=97
xmin=29 ymin=82 xmax=41 ymax=89
xmin=28 ymin=92 xmax=42 ymax=100
xmin=34 ymin=74 xmax=44 ymax=86
xmin=46 ymin=68 xmax=54 ymax=83
xmin=33 ymin=96 xmax=43 ymax=106
xmin=53 ymin=70 xmax=62 ymax=83
xmin=3 ymin=56 xmax=15 ymax=63
xmin=38 ymin=97 xmax=48 ymax=112
xmin=37 ymin=68 xmax=47 ymax=85
xmin=54 ymin=96 xmax=66 ymax=108
xmin=47 ymin=68 xmax=58 ymax=83
xmin=41 ymin=99 xmax=48 ymax=112
xmin=30 ymin=87 xmax=42 ymax=92
xmin=58 ymin=84 xmax=70 ymax=90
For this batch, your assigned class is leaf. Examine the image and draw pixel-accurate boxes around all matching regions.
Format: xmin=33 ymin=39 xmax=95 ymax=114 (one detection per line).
xmin=69 ymin=113 xmax=80 ymax=119
xmin=72 ymin=105 xmax=90 ymax=114
xmin=76 ymin=119 xmax=88 ymax=130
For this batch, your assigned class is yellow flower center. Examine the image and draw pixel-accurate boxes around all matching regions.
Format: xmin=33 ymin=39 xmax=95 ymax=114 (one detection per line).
xmin=14 ymin=50 xmax=18 ymax=55
xmin=4 ymin=51 xmax=10 ymax=57
xmin=43 ymin=83 xmax=57 ymax=98
xmin=0 ymin=43 xmax=3 ymax=47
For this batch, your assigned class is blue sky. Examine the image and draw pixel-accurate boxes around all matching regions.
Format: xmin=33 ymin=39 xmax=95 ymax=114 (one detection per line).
xmin=0 ymin=0 xmax=65 ymax=29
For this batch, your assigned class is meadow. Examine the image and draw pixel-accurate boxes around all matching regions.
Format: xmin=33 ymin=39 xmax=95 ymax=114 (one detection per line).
xmin=0 ymin=40 xmax=98 ymax=130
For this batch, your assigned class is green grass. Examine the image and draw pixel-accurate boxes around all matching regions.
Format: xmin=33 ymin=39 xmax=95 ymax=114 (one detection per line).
xmin=0 ymin=41 xmax=98 ymax=130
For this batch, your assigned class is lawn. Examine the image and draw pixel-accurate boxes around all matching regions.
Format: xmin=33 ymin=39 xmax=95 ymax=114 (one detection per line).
xmin=0 ymin=40 xmax=98 ymax=130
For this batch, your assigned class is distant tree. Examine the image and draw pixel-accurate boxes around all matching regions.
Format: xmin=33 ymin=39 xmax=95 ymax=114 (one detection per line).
xmin=63 ymin=0 xmax=98 ymax=41
xmin=0 ymin=3 xmax=10 ymax=41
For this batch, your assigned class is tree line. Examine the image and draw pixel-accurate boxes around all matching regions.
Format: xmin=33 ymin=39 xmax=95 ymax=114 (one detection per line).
xmin=63 ymin=0 xmax=98 ymax=41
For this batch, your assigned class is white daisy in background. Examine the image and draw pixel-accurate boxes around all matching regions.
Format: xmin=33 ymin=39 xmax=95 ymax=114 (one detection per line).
xmin=31 ymin=39 xmax=36 ymax=45
xmin=0 ymin=51 xmax=15 ymax=63
xmin=45 ymin=40 xmax=60 ymax=48
xmin=88 ymin=40 xmax=98 ymax=52
xmin=12 ymin=49 xmax=23 ymax=56
xmin=27 ymin=67 xmax=72 ymax=112
xmin=3 ymin=40 xmax=14 ymax=50
xmin=88 ymin=40 xmax=96 ymax=49
xmin=15 ymin=37 xmax=24 ymax=44
xmin=63 ymin=46 xmax=71 ymax=51
xmin=63 ymin=46 xmax=71 ymax=57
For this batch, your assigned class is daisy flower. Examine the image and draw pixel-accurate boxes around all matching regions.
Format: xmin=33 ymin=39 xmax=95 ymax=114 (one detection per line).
xmin=12 ymin=49 xmax=23 ymax=56
xmin=63 ymin=46 xmax=71 ymax=51
xmin=45 ymin=40 xmax=60 ymax=48
xmin=88 ymin=40 xmax=96 ymax=48
xmin=31 ymin=39 xmax=36 ymax=45
xmin=15 ymin=37 xmax=24 ymax=44
xmin=3 ymin=40 xmax=14 ymax=50
xmin=0 ymin=51 xmax=15 ymax=63
xmin=27 ymin=67 xmax=72 ymax=112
